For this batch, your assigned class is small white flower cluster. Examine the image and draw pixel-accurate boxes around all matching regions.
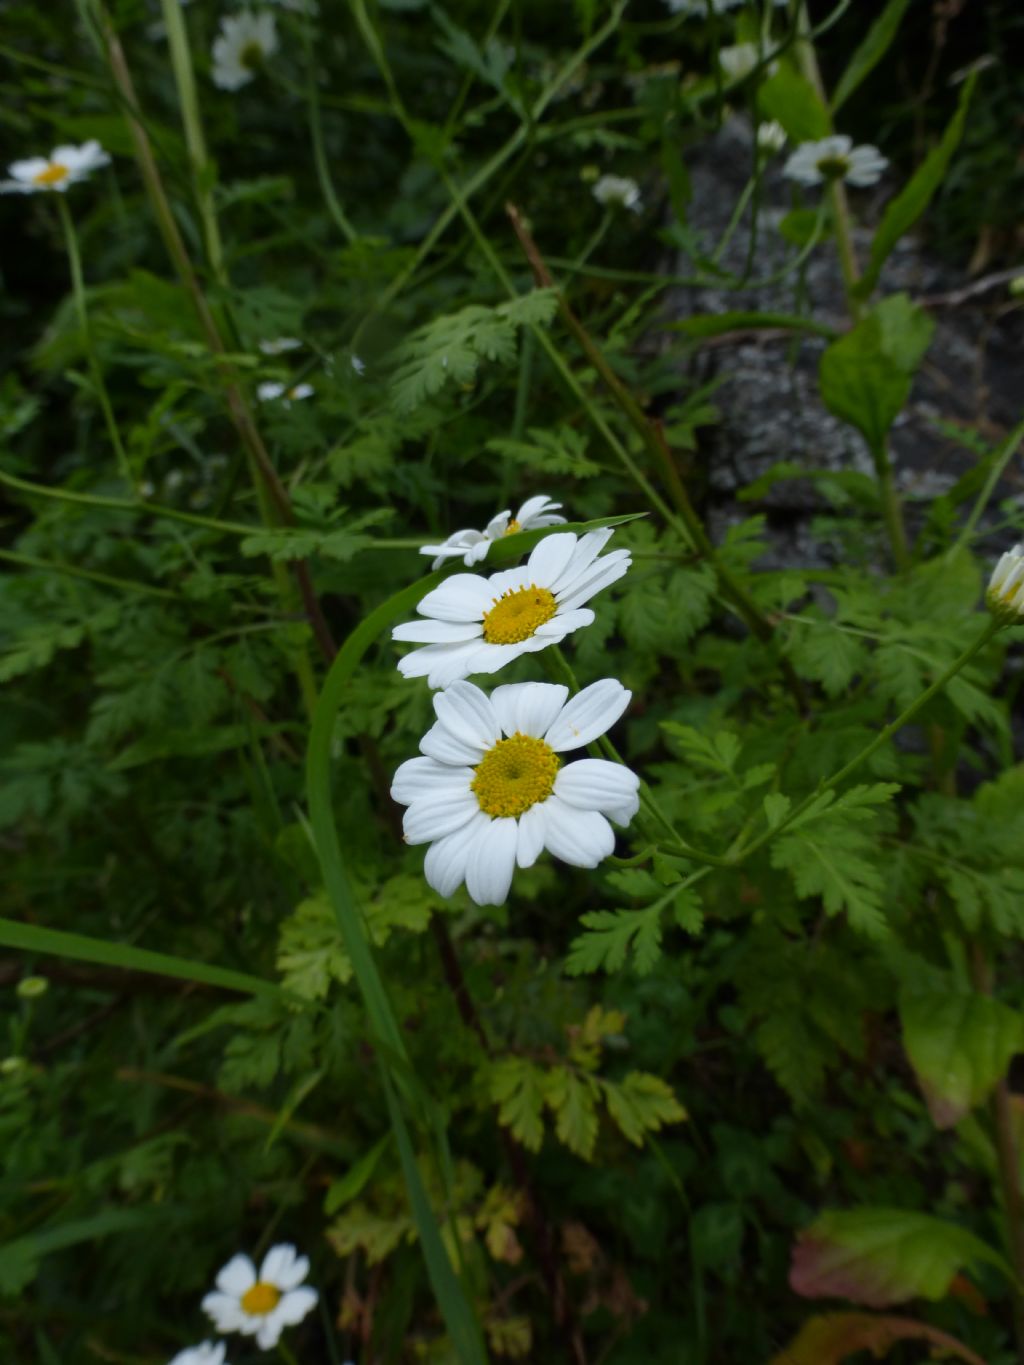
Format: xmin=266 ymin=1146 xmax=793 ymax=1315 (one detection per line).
xmin=783 ymin=134 xmax=888 ymax=189
xmin=987 ymin=544 xmax=1024 ymax=625
xmin=167 ymin=1243 xmax=317 ymax=1362
xmin=393 ymin=502 xmax=640 ymax=906
xmin=257 ymin=337 xmax=314 ymax=406
xmin=0 ymin=141 xmax=110 ymax=196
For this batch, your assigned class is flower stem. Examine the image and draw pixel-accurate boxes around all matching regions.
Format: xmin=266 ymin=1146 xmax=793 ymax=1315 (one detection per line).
xmin=301 ymin=9 xmax=359 ymax=244
xmin=55 ymin=196 xmax=131 ymax=486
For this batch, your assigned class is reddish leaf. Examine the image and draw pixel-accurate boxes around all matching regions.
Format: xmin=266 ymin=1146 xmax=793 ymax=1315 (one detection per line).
xmin=769 ymin=1311 xmax=986 ymax=1365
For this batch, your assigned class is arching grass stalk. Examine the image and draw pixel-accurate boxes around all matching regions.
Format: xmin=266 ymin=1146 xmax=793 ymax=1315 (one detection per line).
xmin=949 ymin=413 xmax=1024 ymax=559
xmin=55 ymin=196 xmax=131 ymax=486
xmin=300 ymin=7 xmax=358 ymax=244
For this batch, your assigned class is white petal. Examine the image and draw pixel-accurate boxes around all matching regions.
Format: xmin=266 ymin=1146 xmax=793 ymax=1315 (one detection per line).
xmin=455 ymin=640 xmax=532 ymax=678
xmin=541 ymin=796 xmax=615 ymax=867
xmin=490 ymin=681 xmax=568 ymax=739
xmin=423 ymin=811 xmax=490 ymax=896
xmin=485 ymin=565 xmax=532 ymax=598
xmin=516 ymin=494 xmax=561 ymax=524
xmin=434 ymin=680 xmax=500 ymax=750
xmin=419 ymin=721 xmax=484 ymax=767
xmin=526 ymin=532 xmax=577 ymax=586
xmin=554 ymin=551 xmax=631 ymax=611
xmin=201 ymin=1292 xmax=247 ymax=1329
xmin=545 ymin=679 xmax=631 ymax=752
xmin=260 ymin=1243 xmax=308 ymax=1290
xmin=391 ymin=756 xmax=472 ymax=805
xmin=275 ymin=1286 xmax=319 ymax=1324
xmin=7 ymin=158 xmax=49 ymax=181
xmin=483 ymin=510 xmax=512 ymax=539
xmin=516 ymin=804 xmax=547 ymax=868
xmin=396 ymin=640 xmax=481 ymax=687
xmin=465 ymin=818 xmax=518 ymax=906
xmin=415 ymin=574 xmax=493 ymax=622
xmin=534 ymin=607 xmax=593 ymax=637
xmin=403 ymin=793 xmax=479 ymax=844
xmin=549 ymin=527 xmax=614 ymax=591
xmin=466 ymin=539 xmax=493 ymax=565
xmin=215 ymin=1253 xmax=256 ymax=1295
xmin=255 ymin=1316 xmax=283 ymax=1350
xmin=554 ymin=759 xmax=640 ymax=819
xmin=392 ymin=619 xmax=481 ymax=643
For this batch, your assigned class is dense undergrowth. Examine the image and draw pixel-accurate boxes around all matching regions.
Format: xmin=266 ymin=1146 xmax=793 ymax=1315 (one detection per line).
xmin=3 ymin=1 xmax=1024 ymax=1363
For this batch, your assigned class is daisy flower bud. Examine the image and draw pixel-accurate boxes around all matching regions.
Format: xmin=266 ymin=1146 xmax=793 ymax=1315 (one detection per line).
xmin=202 ymin=1244 xmax=316 ymax=1350
xmin=392 ymin=678 xmax=640 ymax=905
xmin=757 ymin=120 xmax=787 ymax=154
xmin=592 ymin=175 xmax=642 ymax=213
xmin=987 ymin=544 xmax=1024 ymax=625
xmin=395 ymin=528 xmax=631 ymax=689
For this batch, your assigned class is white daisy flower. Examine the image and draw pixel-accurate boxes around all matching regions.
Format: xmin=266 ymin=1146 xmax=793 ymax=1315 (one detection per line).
xmin=258 ymin=336 xmax=302 ymax=355
xmin=0 ymin=141 xmax=110 ymax=195
xmin=392 ymin=678 xmax=640 ymax=905
xmin=201 ymin=1244 xmax=317 ymax=1350
xmin=257 ymin=381 xmax=313 ymax=405
xmin=665 ymin=0 xmax=787 ymax=12
xmin=987 ymin=544 xmax=1024 ymax=625
xmin=757 ymin=120 xmax=787 ymax=153
xmin=169 ymin=1343 xmax=227 ymax=1365
xmin=420 ymin=494 xmax=566 ymax=572
xmin=395 ymin=528 xmax=630 ymax=689
xmin=782 ymin=135 xmax=888 ymax=188
xmin=592 ymin=174 xmax=642 ymax=213
xmin=211 ymin=11 xmax=278 ymax=92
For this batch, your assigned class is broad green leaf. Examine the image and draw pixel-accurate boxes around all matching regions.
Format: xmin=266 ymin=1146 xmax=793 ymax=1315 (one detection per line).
xmin=900 ymin=988 xmax=1023 ymax=1128
xmin=790 ymin=1208 xmax=1010 ymax=1305
xmin=770 ymin=1311 xmax=987 ymax=1365
xmin=325 ymin=1136 xmax=391 ymax=1215
xmin=855 ymin=72 xmax=977 ymax=299
xmin=757 ymin=66 xmax=830 ymax=142
xmin=819 ymin=294 xmax=935 ymax=457
xmin=831 ymin=0 xmax=913 ymax=112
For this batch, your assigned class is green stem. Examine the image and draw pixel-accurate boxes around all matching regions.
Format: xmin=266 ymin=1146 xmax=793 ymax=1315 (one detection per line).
xmin=0 ymin=548 xmax=178 ymax=599
xmin=875 ymin=442 xmax=912 ymax=572
xmin=301 ymin=11 xmax=358 ymax=244
xmin=159 ymin=0 xmax=225 ymax=280
xmin=55 ymin=196 xmax=131 ymax=486
xmin=950 ymin=413 xmax=1024 ymax=558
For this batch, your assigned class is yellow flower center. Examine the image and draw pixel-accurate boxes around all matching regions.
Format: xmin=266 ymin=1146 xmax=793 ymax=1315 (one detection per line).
xmin=471 ymin=734 xmax=560 ymax=818
xmin=503 ymin=519 xmax=521 ymax=536
xmin=33 ymin=162 xmax=69 ymax=187
xmin=241 ymin=1281 xmax=281 ymax=1315
xmin=481 ymin=585 xmax=557 ymax=645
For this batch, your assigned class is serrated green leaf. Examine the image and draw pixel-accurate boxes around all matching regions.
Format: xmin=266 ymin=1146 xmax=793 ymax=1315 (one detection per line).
xmin=544 ymin=1068 xmax=599 ymax=1160
xmin=602 ymin=1071 xmax=687 ymax=1146
xmin=763 ymin=793 xmax=791 ymax=830
xmin=565 ymin=905 xmax=665 ymax=976
xmin=489 ymin=1057 xmax=546 ymax=1151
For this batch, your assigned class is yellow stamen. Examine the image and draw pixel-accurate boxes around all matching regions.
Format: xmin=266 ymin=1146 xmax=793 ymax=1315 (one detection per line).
xmin=503 ymin=519 xmax=521 ymax=536
xmin=481 ymin=584 xmax=557 ymax=645
xmin=472 ymin=733 xmax=560 ymax=818
xmin=33 ymin=162 xmax=69 ymax=187
xmin=241 ymin=1281 xmax=281 ymax=1315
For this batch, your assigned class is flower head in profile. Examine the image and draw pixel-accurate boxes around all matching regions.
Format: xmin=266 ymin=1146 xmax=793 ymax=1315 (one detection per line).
xmin=0 ymin=141 xmax=110 ymax=195
xmin=392 ymin=678 xmax=640 ymax=905
xmin=258 ymin=336 xmax=301 ymax=355
xmin=394 ymin=528 xmax=631 ymax=689
xmin=592 ymin=174 xmax=642 ymax=213
xmin=719 ymin=42 xmax=774 ymax=82
xmin=257 ymin=380 xmax=313 ymax=405
xmin=987 ymin=544 xmax=1024 ymax=625
xmin=169 ymin=1343 xmax=227 ymax=1365
xmin=757 ymin=120 xmax=787 ymax=154
xmin=783 ymin=135 xmax=887 ymax=188
xmin=211 ymin=10 xmax=278 ymax=91
xmin=202 ymin=1244 xmax=317 ymax=1350
xmin=420 ymin=494 xmax=566 ymax=571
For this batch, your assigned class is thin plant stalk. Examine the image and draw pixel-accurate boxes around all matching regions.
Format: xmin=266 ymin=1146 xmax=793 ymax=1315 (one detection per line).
xmin=949 ymin=413 xmax=1024 ymax=558
xmin=55 ymin=196 xmax=131 ymax=486
xmin=301 ymin=10 xmax=358 ymax=244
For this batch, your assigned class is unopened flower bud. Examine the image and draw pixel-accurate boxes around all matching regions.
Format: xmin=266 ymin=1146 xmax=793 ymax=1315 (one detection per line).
xmin=987 ymin=544 xmax=1024 ymax=624
xmin=16 ymin=975 xmax=48 ymax=1000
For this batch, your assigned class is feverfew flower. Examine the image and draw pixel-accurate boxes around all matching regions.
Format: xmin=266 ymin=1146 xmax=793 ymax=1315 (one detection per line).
xmin=392 ymin=679 xmax=640 ymax=905
xmin=394 ymin=528 xmax=631 ymax=689
xmin=718 ymin=43 xmax=772 ymax=82
xmin=211 ymin=11 xmax=278 ymax=91
xmin=0 ymin=141 xmax=110 ymax=195
xmin=257 ymin=381 xmax=313 ymax=405
xmin=202 ymin=1245 xmax=317 ymax=1350
xmin=420 ymin=494 xmax=566 ymax=571
xmin=987 ymin=544 xmax=1024 ymax=625
xmin=783 ymin=135 xmax=888 ymax=188
xmin=169 ymin=1344 xmax=227 ymax=1365
xmin=757 ymin=120 xmax=787 ymax=153
xmin=666 ymin=0 xmax=787 ymax=12
xmin=592 ymin=174 xmax=642 ymax=213
xmin=258 ymin=336 xmax=301 ymax=355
